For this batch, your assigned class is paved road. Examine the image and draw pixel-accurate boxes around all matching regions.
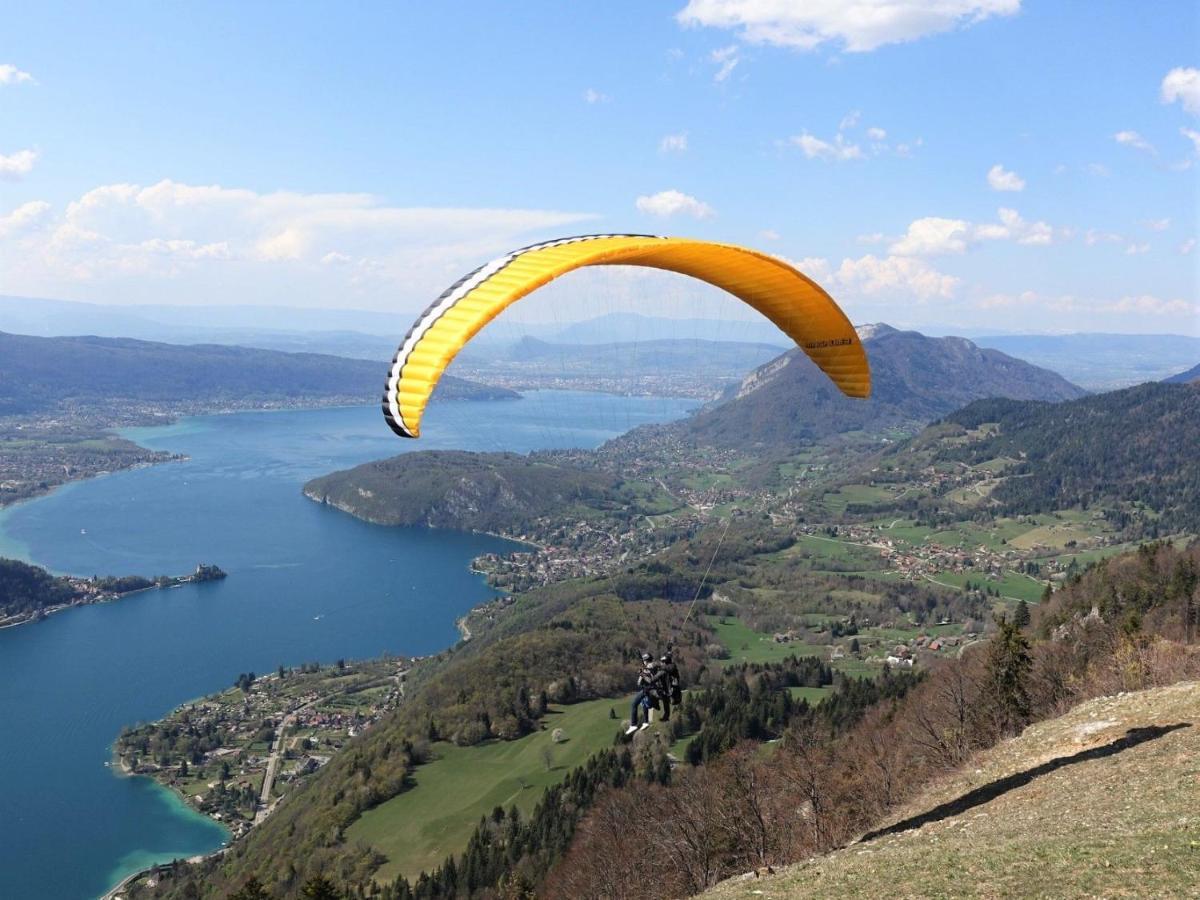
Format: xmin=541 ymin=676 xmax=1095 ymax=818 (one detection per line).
xmin=254 ymin=701 xmax=311 ymax=824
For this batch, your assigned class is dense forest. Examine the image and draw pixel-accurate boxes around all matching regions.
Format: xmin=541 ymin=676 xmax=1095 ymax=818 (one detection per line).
xmin=0 ymin=557 xmax=167 ymax=621
xmin=0 ymin=558 xmax=76 ymax=619
xmin=304 ymin=450 xmax=673 ymax=534
xmin=939 ymin=382 xmax=1200 ymax=533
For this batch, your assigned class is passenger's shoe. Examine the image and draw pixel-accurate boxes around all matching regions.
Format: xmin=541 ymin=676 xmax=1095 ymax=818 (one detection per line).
xmin=639 ymin=722 xmax=650 ymax=730
xmin=624 ymin=725 xmax=638 ymax=736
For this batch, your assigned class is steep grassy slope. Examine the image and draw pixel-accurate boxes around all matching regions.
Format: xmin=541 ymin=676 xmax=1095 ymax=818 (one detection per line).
xmin=706 ymin=682 xmax=1200 ymax=899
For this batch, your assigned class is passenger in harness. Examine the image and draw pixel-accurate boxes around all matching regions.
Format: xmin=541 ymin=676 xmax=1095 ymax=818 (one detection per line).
xmin=625 ymin=652 xmax=661 ymax=735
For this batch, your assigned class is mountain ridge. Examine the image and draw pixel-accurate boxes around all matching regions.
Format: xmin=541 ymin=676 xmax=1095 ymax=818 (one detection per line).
xmin=669 ymin=326 xmax=1087 ymax=450
xmin=1165 ymin=362 xmax=1200 ymax=383
xmin=0 ymin=330 xmax=515 ymax=415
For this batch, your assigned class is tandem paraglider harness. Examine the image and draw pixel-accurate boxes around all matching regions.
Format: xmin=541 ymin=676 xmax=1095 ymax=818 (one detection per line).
xmin=627 ymin=651 xmax=683 ymax=733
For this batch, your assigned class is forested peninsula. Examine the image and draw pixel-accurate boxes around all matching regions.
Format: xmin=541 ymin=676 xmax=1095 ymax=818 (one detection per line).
xmin=0 ymin=557 xmax=225 ymax=628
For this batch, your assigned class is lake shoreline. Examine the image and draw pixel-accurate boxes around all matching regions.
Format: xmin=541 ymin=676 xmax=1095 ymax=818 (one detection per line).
xmin=0 ymin=394 xmax=694 ymax=899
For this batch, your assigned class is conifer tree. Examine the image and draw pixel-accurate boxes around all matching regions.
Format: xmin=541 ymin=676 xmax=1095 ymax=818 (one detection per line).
xmin=986 ymin=614 xmax=1032 ymax=736
xmin=301 ymin=875 xmax=342 ymax=900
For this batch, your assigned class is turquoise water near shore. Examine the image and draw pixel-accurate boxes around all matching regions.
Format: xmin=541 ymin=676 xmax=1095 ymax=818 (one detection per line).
xmin=0 ymin=391 xmax=694 ymax=900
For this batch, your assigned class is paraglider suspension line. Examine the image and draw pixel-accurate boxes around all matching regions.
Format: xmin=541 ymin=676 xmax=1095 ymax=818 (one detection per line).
xmin=680 ymin=515 xmax=733 ymax=630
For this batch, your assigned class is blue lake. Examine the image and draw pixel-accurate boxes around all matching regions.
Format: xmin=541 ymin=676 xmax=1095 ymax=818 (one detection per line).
xmin=0 ymin=391 xmax=694 ymax=900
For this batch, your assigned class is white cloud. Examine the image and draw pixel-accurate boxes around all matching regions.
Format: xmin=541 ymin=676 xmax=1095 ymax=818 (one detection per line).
xmin=1141 ymin=218 xmax=1170 ymax=232
xmin=659 ymin=132 xmax=689 ymax=153
xmin=833 ymin=253 xmax=960 ymax=299
xmin=0 ymin=63 xmax=35 ymax=85
xmin=1124 ymin=242 xmax=1150 ymax=255
xmin=710 ymin=44 xmax=740 ymax=82
xmin=996 ymin=207 xmax=1054 ymax=245
xmin=1086 ymin=162 xmax=1111 ymax=177
xmin=795 ymin=252 xmax=959 ymax=301
xmin=1085 ymin=229 xmax=1123 ymax=245
xmin=976 ymin=290 xmax=1196 ymax=320
xmin=1102 ymin=294 xmax=1195 ymax=316
xmin=0 ymin=178 xmax=597 ymax=307
xmin=1161 ymin=67 xmax=1200 ymax=116
xmin=676 ymin=0 xmax=1020 ymax=53
xmin=1181 ymin=127 xmax=1200 ymax=155
xmin=583 ymin=88 xmax=611 ymax=104
xmin=1114 ymin=130 xmax=1155 ymax=154
xmin=758 ymin=228 xmax=780 ymax=240
xmin=986 ymin=163 xmax=1025 ymax=191
xmin=787 ymin=118 xmax=911 ymax=161
xmin=890 ymin=217 xmax=973 ymax=255
xmin=1180 ymin=238 xmax=1196 ymax=255
xmin=889 ymin=207 xmax=1057 ymax=256
xmin=790 ymin=131 xmax=863 ymax=161
xmin=0 ymin=148 xmax=37 ymax=179
xmin=0 ymin=200 xmax=51 ymax=237
xmin=635 ymin=189 xmax=715 ymax=219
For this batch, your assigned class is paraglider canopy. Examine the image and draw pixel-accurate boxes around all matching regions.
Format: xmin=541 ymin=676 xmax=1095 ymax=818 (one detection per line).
xmin=383 ymin=233 xmax=870 ymax=438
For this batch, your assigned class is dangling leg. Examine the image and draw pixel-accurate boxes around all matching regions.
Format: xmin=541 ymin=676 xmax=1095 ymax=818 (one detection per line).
xmin=626 ymin=691 xmax=644 ymax=735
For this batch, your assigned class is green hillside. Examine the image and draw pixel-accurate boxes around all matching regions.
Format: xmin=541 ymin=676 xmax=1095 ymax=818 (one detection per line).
xmin=349 ymin=697 xmax=622 ymax=883
xmin=936 ymin=382 xmax=1200 ymax=534
xmin=304 ymin=449 xmax=677 ymax=532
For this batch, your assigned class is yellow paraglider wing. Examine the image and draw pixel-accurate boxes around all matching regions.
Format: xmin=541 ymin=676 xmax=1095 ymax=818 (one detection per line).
xmin=383 ymin=234 xmax=870 ymax=438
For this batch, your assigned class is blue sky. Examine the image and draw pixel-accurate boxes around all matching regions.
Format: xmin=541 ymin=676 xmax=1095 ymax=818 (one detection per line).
xmin=1 ymin=1 xmax=1197 ymax=334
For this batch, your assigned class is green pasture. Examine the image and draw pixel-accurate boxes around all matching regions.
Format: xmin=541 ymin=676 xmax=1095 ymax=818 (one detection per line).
xmin=347 ymin=697 xmax=623 ymax=883
xmin=708 ymin=616 xmax=828 ymax=665
xmin=929 ymin=569 xmax=1047 ymax=603
xmin=787 ymin=685 xmax=833 ymax=704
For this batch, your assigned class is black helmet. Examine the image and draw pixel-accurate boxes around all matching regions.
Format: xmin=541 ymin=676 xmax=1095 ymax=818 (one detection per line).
xmin=640 ymin=652 xmax=653 ymax=662
xmin=660 ymin=653 xmax=673 ymax=663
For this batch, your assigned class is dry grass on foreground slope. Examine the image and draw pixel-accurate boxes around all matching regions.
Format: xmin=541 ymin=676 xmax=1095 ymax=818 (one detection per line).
xmin=706 ymin=681 xmax=1200 ymax=899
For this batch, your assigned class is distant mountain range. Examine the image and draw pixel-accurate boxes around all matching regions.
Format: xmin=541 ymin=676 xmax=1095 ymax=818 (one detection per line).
xmin=4 ymin=294 xmax=1195 ymax=390
xmin=0 ymin=331 xmax=515 ymax=416
xmin=458 ymin=336 xmax=787 ymax=381
xmin=972 ymin=332 xmax=1200 ymax=390
xmin=1164 ymin=362 xmax=1200 ymax=383
xmin=668 ymin=325 xmax=1087 ymax=451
